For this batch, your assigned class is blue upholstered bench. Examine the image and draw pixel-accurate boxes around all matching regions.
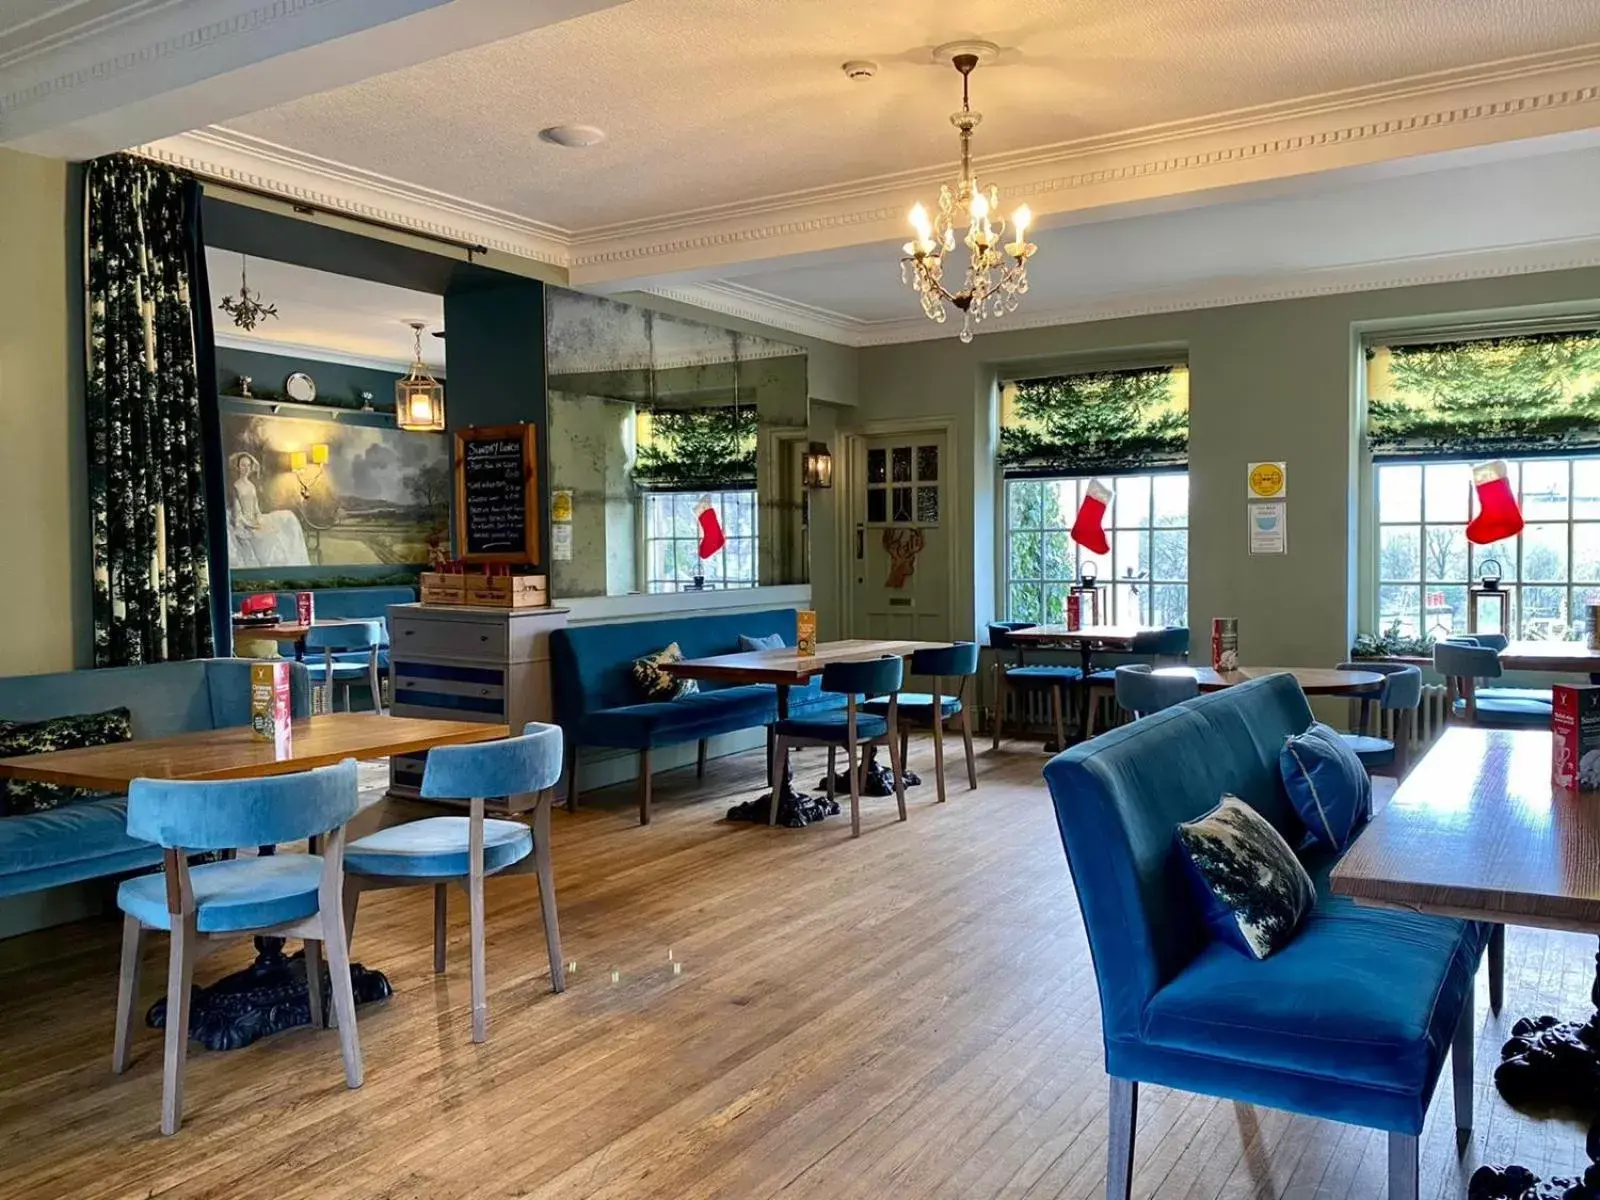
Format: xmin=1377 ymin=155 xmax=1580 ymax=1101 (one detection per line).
xmin=1044 ymin=674 xmax=1497 ymax=1200
xmin=550 ymin=608 xmax=844 ymax=825
xmin=0 ymin=659 xmax=310 ymax=902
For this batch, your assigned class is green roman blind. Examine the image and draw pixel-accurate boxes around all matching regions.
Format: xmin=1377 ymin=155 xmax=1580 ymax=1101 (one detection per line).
xmin=1367 ymin=329 xmax=1600 ymax=461
xmin=632 ymin=404 xmax=758 ymax=489
xmin=998 ymin=364 xmax=1189 ymax=475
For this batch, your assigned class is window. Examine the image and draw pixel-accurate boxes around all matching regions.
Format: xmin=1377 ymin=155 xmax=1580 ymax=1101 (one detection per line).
xmin=1377 ymin=457 xmax=1600 ymax=641
xmin=643 ymin=490 xmax=757 ymax=593
xmin=1005 ymin=474 xmax=1188 ymax=626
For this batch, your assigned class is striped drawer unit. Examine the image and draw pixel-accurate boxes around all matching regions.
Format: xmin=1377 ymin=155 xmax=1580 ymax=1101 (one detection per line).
xmin=386 ymin=602 xmax=567 ymax=808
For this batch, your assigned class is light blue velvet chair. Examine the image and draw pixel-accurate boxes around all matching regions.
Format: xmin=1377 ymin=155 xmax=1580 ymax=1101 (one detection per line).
xmin=1434 ymin=640 xmax=1552 ymax=727
xmin=304 ymin=620 xmax=384 ymax=714
xmin=988 ymin=621 xmax=1082 ymax=750
xmin=1086 ymin=628 xmax=1191 ymax=735
xmin=113 ymin=759 xmax=363 ymax=1136
xmin=863 ymin=642 xmax=978 ymax=803
xmin=1335 ymin=661 xmax=1423 ymax=775
xmin=343 ymin=722 xmax=565 ymax=1043
xmin=1112 ymin=663 xmax=1198 ymax=719
xmin=1045 ymin=675 xmax=1492 ymax=1200
xmin=771 ymin=657 xmax=904 ymax=837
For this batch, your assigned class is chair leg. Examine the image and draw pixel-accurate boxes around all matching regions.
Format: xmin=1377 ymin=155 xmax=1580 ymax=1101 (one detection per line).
xmin=159 ymin=915 xmax=197 ymax=1136
xmin=331 ymin=886 xmax=362 ymax=1031
xmin=564 ymin=742 xmax=580 ymax=813
xmin=1452 ymin=973 xmax=1475 ymax=1134
xmin=847 ymin=737 xmax=862 ymax=838
xmin=1106 ymin=1076 xmax=1137 ymax=1200
xmin=304 ymin=938 xmax=325 ymax=1029
xmin=959 ymin=703 xmax=977 ymax=790
xmin=1085 ymin=687 xmax=1098 ymax=738
xmin=1051 ymin=685 xmax=1067 ymax=751
xmin=826 ymin=747 xmax=836 ymax=801
xmin=468 ymin=856 xmax=488 ymax=1044
xmin=768 ymin=739 xmax=789 ymax=826
xmin=1388 ymin=1132 xmax=1419 ymax=1200
xmin=887 ymin=730 xmax=908 ymax=823
xmin=637 ymin=749 xmax=652 ymax=826
xmin=992 ymin=668 xmax=1005 ymax=752
xmin=697 ymin=737 xmax=708 ymax=779
xmin=533 ymin=794 xmax=565 ymax=994
xmin=1488 ymin=923 xmax=1505 ymax=1015
xmin=433 ymin=884 xmax=448 ymax=974
xmin=322 ymin=901 xmax=364 ymax=1087
xmin=112 ymin=914 xmax=144 ymax=1074
xmin=931 ymin=691 xmax=948 ymax=804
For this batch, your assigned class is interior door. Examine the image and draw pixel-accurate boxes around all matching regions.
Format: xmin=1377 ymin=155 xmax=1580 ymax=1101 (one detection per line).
xmin=852 ymin=431 xmax=948 ymax=641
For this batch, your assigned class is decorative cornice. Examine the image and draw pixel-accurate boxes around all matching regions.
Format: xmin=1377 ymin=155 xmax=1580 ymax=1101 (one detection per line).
xmin=212 ymin=331 xmax=428 ymax=374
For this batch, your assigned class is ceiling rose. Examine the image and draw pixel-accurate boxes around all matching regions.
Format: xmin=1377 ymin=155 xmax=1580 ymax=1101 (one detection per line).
xmin=901 ymin=43 xmax=1036 ymax=343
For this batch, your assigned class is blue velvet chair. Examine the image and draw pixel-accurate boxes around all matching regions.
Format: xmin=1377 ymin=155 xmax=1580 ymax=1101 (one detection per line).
xmin=343 ymin=723 xmax=564 ymax=1043
xmin=1085 ymin=629 xmax=1191 ymax=733
xmin=1434 ymin=640 xmax=1552 ymax=727
xmin=988 ymin=621 xmax=1082 ymax=750
xmin=1335 ymin=661 xmax=1423 ymax=775
xmin=863 ymin=642 xmax=978 ymax=803
xmin=1045 ymin=675 xmax=1489 ymax=1200
xmin=304 ymin=621 xmax=384 ymax=714
xmin=772 ymin=657 xmax=904 ymax=837
xmin=1112 ymin=663 xmax=1198 ymax=719
xmin=113 ymin=759 xmax=363 ymax=1136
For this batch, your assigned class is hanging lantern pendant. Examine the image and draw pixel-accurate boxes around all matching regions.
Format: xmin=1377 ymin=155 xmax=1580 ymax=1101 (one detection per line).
xmin=395 ymin=321 xmax=445 ymax=432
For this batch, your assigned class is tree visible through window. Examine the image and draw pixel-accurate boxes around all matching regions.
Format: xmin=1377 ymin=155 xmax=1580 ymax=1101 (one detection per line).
xmin=643 ymin=490 xmax=757 ymax=593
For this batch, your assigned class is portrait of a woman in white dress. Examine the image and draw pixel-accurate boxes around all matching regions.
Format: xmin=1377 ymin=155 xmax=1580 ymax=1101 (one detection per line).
xmin=227 ymin=452 xmax=310 ymax=568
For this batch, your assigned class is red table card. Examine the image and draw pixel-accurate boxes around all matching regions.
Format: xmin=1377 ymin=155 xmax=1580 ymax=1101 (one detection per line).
xmin=1553 ymin=683 xmax=1600 ymax=790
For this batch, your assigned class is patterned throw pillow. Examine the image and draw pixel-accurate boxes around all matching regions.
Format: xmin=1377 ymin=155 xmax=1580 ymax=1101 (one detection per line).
xmin=631 ymin=644 xmax=699 ymax=703
xmin=738 ymin=632 xmax=786 ymax=653
xmin=1279 ymin=721 xmax=1372 ymax=852
xmin=0 ymin=708 xmax=133 ymax=817
xmin=1175 ymin=795 xmax=1315 ymax=961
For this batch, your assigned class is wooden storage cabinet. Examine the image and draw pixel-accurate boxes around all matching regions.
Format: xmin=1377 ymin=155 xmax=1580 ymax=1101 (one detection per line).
xmin=386 ymin=603 xmax=567 ymax=806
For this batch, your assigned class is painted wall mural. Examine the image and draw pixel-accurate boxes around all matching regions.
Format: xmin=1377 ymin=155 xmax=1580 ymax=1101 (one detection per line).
xmin=221 ymin=409 xmax=449 ymax=568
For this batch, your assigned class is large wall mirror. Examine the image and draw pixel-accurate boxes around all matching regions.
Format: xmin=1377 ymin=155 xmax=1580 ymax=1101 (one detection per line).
xmin=546 ymin=289 xmax=813 ymax=598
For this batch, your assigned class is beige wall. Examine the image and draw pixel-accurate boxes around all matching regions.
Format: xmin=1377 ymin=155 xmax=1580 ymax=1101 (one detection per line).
xmin=848 ymin=267 xmax=1600 ymax=667
xmin=0 ymin=149 xmax=83 ymax=675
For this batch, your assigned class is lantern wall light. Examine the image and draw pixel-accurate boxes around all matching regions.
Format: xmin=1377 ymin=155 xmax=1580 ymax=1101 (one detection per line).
xmin=802 ymin=442 xmax=834 ymax=489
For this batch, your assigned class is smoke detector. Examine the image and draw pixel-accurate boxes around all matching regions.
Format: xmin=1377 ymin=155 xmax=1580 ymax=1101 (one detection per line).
xmin=841 ymin=60 xmax=878 ymax=81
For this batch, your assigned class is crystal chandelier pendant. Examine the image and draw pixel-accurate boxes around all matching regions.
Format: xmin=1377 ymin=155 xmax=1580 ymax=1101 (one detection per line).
xmin=900 ymin=44 xmax=1037 ymax=340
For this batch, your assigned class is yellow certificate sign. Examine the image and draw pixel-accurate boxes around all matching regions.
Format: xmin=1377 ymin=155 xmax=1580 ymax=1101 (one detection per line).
xmin=1247 ymin=461 xmax=1287 ymax=499
xmin=551 ymin=489 xmax=573 ymax=523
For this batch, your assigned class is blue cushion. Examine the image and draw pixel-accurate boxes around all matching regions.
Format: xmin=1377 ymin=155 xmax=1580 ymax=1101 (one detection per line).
xmin=579 ymin=686 xmax=778 ymax=750
xmin=739 ymin=632 xmax=785 ymax=652
xmin=1006 ymin=665 xmax=1084 ymax=682
xmin=860 ymin=692 xmax=960 ymax=718
xmin=1087 ymin=669 xmax=1118 ymax=684
xmin=346 ymin=816 xmax=532 ymax=879
xmin=775 ymin=711 xmax=889 ymax=741
xmin=1340 ymin=733 xmax=1396 ymax=768
xmin=117 ymin=854 xmax=325 ymax=933
xmin=0 ymin=844 xmax=165 ymax=901
xmin=1175 ymin=796 xmax=1315 ymax=960
xmin=788 ymin=686 xmax=846 ymax=715
xmin=1279 ymin=722 xmax=1371 ymax=851
xmin=0 ymin=797 xmax=150 ymax=874
xmin=1455 ymin=687 xmax=1553 ymax=727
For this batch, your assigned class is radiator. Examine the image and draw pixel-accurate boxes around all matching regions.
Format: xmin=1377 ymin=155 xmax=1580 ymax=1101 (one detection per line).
xmin=998 ymin=685 xmax=1057 ymax=733
xmin=1370 ymin=683 xmax=1449 ymax=752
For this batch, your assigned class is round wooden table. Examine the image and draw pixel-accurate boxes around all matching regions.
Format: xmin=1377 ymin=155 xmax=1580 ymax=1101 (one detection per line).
xmin=1153 ymin=666 xmax=1386 ymax=695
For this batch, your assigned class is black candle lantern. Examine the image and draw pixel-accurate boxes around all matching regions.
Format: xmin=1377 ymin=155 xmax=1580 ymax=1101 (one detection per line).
xmin=1070 ymin=562 xmax=1106 ymax=628
xmin=1469 ymin=559 xmax=1508 ymax=636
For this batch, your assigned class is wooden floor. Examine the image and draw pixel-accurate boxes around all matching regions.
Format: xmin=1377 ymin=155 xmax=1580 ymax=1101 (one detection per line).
xmin=0 ymin=740 xmax=1596 ymax=1199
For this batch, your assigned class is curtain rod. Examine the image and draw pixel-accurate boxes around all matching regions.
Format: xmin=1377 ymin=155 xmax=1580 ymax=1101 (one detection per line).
xmin=204 ymin=178 xmax=490 ymax=260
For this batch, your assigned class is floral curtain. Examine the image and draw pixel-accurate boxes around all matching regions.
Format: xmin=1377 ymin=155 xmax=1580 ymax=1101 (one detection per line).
xmin=85 ymin=154 xmax=215 ymax=666
xmin=998 ymin=364 xmax=1189 ymax=476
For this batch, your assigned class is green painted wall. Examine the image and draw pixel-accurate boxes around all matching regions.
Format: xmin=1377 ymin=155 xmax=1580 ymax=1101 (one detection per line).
xmin=852 ymin=267 xmax=1600 ymax=667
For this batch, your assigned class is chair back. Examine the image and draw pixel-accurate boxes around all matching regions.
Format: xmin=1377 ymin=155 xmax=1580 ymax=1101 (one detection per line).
xmin=421 ymin=722 xmax=564 ymax=800
xmin=1043 ymin=674 xmax=1312 ymax=1048
xmin=986 ymin=621 xmax=1036 ymax=653
xmin=1334 ymin=661 xmax=1422 ymax=710
xmin=821 ymin=656 xmax=903 ymax=698
xmin=126 ymin=759 xmax=360 ymax=851
xmin=1433 ymin=641 xmax=1501 ymax=681
xmin=1128 ymin=627 xmax=1189 ymax=661
xmin=910 ymin=642 xmax=979 ymax=678
xmin=304 ymin=620 xmax=384 ymax=652
xmin=1113 ymin=664 xmax=1198 ymax=716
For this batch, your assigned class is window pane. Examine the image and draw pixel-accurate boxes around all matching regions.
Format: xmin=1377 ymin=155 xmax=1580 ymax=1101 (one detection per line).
xmin=1152 ymin=475 xmax=1187 ymax=527
xmin=1575 ymin=461 xmax=1600 ymax=519
xmin=1521 ymin=585 xmax=1567 ymax=639
xmin=1043 ymin=480 xmax=1074 ymax=528
xmin=1575 ymin=524 xmax=1600 ymax=583
xmin=1114 ymin=476 xmax=1151 ymax=525
xmin=673 ymin=495 xmax=698 ymax=538
xmin=1423 ymin=463 xmax=1471 ymax=522
xmin=1114 ymin=529 xmax=1149 ymax=583
xmin=1522 ymin=460 xmax=1570 ymax=521
xmin=1010 ymin=530 xmax=1042 ymax=581
xmin=1379 ymin=526 xmax=1420 ymax=582
xmin=1421 ymin=525 xmax=1468 ymax=581
xmin=891 ymin=446 xmax=912 ymax=482
xmin=1470 ymin=538 xmax=1518 ymax=582
xmin=1041 ymin=531 xmax=1072 ymax=581
xmin=1151 ymin=529 xmax=1187 ymax=582
xmin=1150 ymin=584 xmax=1188 ymax=627
xmin=1378 ymin=465 xmax=1421 ymax=523
xmin=1009 ymin=481 xmax=1042 ymax=528
xmin=1113 ymin=582 xmax=1143 ymax=625
xmin=1042 ymin=583 xmax=1070 ymax=625
xmin=1078 ymin=547 xmax=1110 ymax=583
xmin=1379 ymin=584 xmax=1421 ymax=636
xmin=1426 ymin=585 xmax=1467 ymax=640
xmin=1009 ymin=583 xmax=1042 ymax=624
xmin=1523 ymin=523 xmax=1568 ymax=582
xmin=649 ymin=495 xmax=674 ymax=537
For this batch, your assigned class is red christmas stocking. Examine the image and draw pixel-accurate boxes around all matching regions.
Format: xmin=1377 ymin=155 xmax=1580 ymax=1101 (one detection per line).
xmin=696 ymin=497 xmax=726 ymax=559
xmin=1070 ymin=480 xmax=1112 ymax=555
xmin=1466 ymin=460 xmax=1523 ymax=545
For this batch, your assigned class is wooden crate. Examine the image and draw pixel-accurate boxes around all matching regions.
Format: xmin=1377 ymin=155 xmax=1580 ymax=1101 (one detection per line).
xmin=464 ymin=574 xmax=549 ymax=609
xmin=419 ymin=572 xmax=467 ymax=606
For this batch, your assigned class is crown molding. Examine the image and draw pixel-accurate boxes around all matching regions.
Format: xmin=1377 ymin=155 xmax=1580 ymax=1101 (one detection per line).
xmin=213 ymin=331 xmax=434 ymax=374
xmin=654 ymin=237 xmax=1600 ymax=349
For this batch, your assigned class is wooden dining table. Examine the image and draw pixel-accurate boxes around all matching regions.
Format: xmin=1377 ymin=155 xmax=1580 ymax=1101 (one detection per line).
xmin=0 ymin=712 xmax=509 ymax=1050
xmin=1332 ymin=727 xmax=1600 ymax=1196
xmin=1153 ymin=665 xmax=1387 ymax=695
xmin=666 ymin=638 xmax=951 ymax=826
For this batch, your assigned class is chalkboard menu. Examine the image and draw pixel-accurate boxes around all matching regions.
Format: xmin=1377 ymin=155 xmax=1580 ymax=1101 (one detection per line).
xmin=454 ymin=424 xmax=539 ymax=563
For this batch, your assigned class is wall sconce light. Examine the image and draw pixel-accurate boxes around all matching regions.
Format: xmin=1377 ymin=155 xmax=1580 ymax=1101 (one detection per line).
xmin=802 ymin=441 xmax=834 ymax=489
xmin=396 ymin=321 xmax=445 ymax=432
xmin=291 ymin=444 xmax=329 ymax=501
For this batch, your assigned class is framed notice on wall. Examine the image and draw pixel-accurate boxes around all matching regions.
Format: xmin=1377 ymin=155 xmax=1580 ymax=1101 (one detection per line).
xmin=454 ymin=423 xmax=539 ymax=564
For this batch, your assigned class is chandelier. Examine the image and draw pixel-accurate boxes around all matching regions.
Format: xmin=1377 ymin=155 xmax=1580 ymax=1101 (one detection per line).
xmin=901 ymin=46 xmax=1036 ymax=342
xmin=217 ymin=254 xmax=278 ymax=332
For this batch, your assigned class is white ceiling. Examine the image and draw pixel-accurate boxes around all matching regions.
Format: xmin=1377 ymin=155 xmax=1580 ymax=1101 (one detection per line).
xmin=204 ymin=249 xmax=446 ymax=370
xmin=221 ymin=0 xmax=1600 ymax=231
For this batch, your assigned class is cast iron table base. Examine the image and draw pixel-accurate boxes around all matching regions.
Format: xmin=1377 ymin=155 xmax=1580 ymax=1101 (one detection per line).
xmin=147 ymin=937 xmax=393 ymax=1052
xmin=1471 ymin=939 xmax=1600 ymax=1198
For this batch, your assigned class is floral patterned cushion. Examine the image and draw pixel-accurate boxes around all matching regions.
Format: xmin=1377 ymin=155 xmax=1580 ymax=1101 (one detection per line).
xmin=631 ymin=643 xmax=699 ymax=703
xmin=1175 ymin=795 xmax=1314 ymax=961
xmin=0 ymin=708 xmax=132 ymax=817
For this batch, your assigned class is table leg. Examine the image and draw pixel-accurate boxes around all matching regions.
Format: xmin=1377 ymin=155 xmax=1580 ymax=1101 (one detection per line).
xmin=1471 ymin=936 xmax=1600 ymax=1198
xmin=145 ymin=843 xmax=392 ymax=1051
xmin=727 ymin=684 xmax=842 ymax=828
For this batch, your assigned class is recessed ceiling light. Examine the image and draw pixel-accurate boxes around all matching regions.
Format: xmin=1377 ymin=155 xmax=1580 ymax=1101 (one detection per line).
xmin=539 ymin=124 xmax=606 ymax=148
